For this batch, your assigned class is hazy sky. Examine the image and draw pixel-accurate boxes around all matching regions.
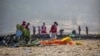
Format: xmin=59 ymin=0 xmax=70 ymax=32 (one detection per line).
xmin=0 ymin=0 xmax=100 ymax=34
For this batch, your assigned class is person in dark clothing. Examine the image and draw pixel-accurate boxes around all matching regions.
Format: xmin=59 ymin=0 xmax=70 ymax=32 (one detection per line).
xmin=33 ymin=26 xmax=36 ymax=36
xmin=59 ymin=29 xmax=64 ymax=37
xmin=25 ymin=23 xmax=30 ymax=30
xmin=86 ymin=26 xmax=88 ymax=36
xmin=38 ymin=26 xmax=41 ymax=35
xmin=78 ymin=26 xmax=81 ymax=36
xmin=25 ymin=23 xmax=30 ymax=43
xmin=72 ymin=29 xmax=76 ymax=35
xmin=0 ymin=36 xmax=6 ymax=46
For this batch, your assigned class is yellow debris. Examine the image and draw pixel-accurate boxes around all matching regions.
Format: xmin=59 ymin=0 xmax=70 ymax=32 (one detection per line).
xmin=61 ymin=36 xmax=72 ymax=42
xmin=75 ymin=42 xmax=83 ymax=45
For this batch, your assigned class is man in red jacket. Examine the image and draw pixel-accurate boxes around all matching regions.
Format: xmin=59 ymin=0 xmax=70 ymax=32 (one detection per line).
xmin=50 ymin=22 xmax=58 ymax=39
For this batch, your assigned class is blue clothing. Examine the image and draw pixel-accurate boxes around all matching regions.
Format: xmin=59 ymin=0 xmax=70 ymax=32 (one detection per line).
xmin=16 ymin=30 xmax=22 ymax=37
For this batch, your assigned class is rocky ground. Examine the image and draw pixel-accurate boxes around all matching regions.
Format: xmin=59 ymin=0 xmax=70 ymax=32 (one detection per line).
xmin=0 ymin=39 xmax=100 ymax=56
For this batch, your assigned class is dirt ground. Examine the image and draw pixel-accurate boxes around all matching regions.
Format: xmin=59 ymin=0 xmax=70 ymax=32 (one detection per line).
xmin=0 ymin=39 xmax=100 ymax=56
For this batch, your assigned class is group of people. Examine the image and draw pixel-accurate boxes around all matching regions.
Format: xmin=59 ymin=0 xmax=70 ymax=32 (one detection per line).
xmin=16 ymin=21 xmax=89 ymax=44
xmin=78 ymin=26 xmax=89 ymax=36
xmin=16 ymin=21 xmax=31 ymax=43
xmin=33 ymin=22 xmax=58 ymax=39
xmin=16 ymin=21 xmax=58 ymax=43
xmin=0 ymin=21 xmax=90 ymax=46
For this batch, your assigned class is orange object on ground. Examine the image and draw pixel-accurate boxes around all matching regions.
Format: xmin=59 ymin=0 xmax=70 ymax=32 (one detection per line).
xmin=40 ymin=39 xmax=68 ymax=45
xmin=40 ymin=36 xmax=75 ymax=45
xmin=40 ymin=41 xmax=52 ymax=45
xmin=53 ymin=40 xmax=62 ymax=45
xmin=68 ymin=41 xmax=74 ymax=45
xmin=40 ymin=41 xmax=46 ymax=45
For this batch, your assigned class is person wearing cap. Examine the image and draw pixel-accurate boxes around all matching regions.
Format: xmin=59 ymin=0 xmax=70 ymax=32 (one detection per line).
xmin=50 ymin=22 xmax=58 ymax=39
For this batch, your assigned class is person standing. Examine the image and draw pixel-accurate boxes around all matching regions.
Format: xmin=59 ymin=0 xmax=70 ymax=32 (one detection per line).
xmin=41 ymin=23 xmax=47 ymax=39
xmin=78 ymin=26 xmax=81 ymax=36
xmin=16 ymin=24 xmax=22 ymax=42
xmin=59 ymin=29 xmax=64 ymax=37
xmin=86 ymin=26 xmax=88 ymax=36
xmin=20 ymin=21 xmax=26 ymax=41
xmin=33 ymin=26 xmax=36 ymax=36
xmin=38 ymin=26 xmax=41 ymax=35
xmin=25 ymin=23 xmax=30 ymax=43
xmin=50 ymin=22 xmax=58 ymax=39
xmin=21 ymin=21 xmax=26 ymax=28
xmin=21 ymin=21 xmax=26 ymax=35
xmin=25 ymin=23 xmax=30 ymax=30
